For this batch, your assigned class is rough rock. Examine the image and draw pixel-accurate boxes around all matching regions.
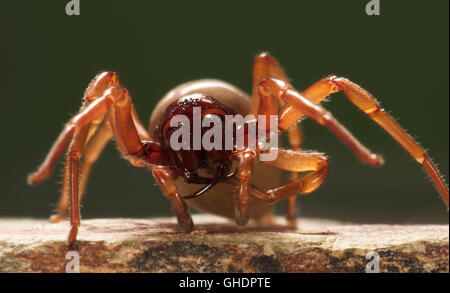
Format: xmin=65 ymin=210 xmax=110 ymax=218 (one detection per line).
xmin=0 ymin=215 xmax=448 ymax=273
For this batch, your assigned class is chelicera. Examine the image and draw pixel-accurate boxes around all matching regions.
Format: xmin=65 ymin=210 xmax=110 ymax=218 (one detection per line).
xmin=28 ymin=53 xmax=449 ymax=246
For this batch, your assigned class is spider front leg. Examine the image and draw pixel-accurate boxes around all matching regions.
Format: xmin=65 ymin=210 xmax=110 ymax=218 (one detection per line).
xmin=259 ymin=77 xmax=384 ymax=167
xmin=29 ymin=81 xmax=160 ymax=246
xmin=28 ymin=72 xmax=150 ymax=187
xmin=268 ymin=76 xmax=449 ymax=207
xmin=285 ymin=124 xmax=303 ymax=227
xmin=50 ymin=121 xmax=113 ymax=223
xmin=251 ymin=53 xmax=304 ymax=227
xmin=227 ymin=149 xmax=328 ymax=203
xmin=27 ymin=72 xmax=119 ymax=186
xmin=231 ymin=146 xmax=326 ymax=226
xmin=233 ymin=150 xmax=256 ymax=226
xmin=28 ymin=92 xmax=118 ymax=245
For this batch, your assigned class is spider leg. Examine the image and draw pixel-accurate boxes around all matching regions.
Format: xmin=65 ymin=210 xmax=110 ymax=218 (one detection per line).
xmin=67 ymin=126 xmax=90 ymax=246
xmin=51 ymin=110 xmax=111 ymax=223
xmin=285 ymin=124 xmax=303 ymax=227
xmin=153 ymin=167 xmax=194 ymax=232
xmin=233 ymin=150 xmax=256 ymax=225
xmin=78 ymin=121 xmax=113 ymax=207
xmin=251 ymin=53 xmax=303 ymax=227
xmin=62 ymin=87 xmax=159 ymax=245
xmin=275 ymin=76 xmax=449 ymax=207
xmin=50 ymin=120 xmax=113 ymax=222
xmin=259 ymin=77 xmax=384 ymax=167
xmin=57 ymin=87 xmax=134 ymax=246
xmin=227 ymin=149 xmax=328 ymax=203
xmin=28 ymin=71 xmax=150 ymax=186
xmin=27 ymin=72 xmax=119 ymax=185
xmin=52 ymin=114 xmax=110 ymax=225
xmin=50 ymin=106 xmax=150 ymax=223
xmin=131 ymin=104 xmax=151 ymax=141
xmin=250 ymin=52 xmax=291 ymax=116
xmin=50 ymin=124 xmax=92 ymax=223
xmin=29 ymin=72 xmax=165 ymax=246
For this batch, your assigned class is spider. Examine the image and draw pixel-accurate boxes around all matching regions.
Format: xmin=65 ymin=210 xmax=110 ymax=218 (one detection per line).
xmin=28 ymin=53 xmax=449 ymax=246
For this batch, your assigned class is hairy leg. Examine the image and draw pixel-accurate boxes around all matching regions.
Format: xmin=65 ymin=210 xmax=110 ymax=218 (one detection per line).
xmin=153 ymin=167 xmax=194 ymax=232
xmin=251 ymin=53 xmax=304 ymax=226
xmin=259 ymin=77 xmax=384 ymax=167
xmin=268 ymin=76 xmax=448 ymax=206
xmin=228 ymin=149 xmax=328 ymax=203
xmin=29 ymin=73 xmax=165 ymax=245
xmin=50 ymin=121 xmax=114 ymax=223
xmin=234 ymin=150 xmax=257 ymax=226
xmin=285 ymin=124 xmax=303 ymax=227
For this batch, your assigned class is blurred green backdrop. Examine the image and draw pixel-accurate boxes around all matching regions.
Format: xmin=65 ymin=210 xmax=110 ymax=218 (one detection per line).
xmin=1 ymin=0 xmax=448 ymax=224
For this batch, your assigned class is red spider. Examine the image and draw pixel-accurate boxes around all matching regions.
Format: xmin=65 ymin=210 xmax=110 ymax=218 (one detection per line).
xmin=28 ymin=53 xmax=449 ymax=246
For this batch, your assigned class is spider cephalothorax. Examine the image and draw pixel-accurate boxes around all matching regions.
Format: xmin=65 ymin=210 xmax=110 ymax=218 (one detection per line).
xmin=155 ymin=94 xmax=237 ymax=180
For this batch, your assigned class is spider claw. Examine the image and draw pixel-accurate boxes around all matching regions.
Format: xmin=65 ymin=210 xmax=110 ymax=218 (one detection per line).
xmin=27 ymin=172 xmax=43 ymax=186
xmin=370 ymin=154 xmax=385 ymax=167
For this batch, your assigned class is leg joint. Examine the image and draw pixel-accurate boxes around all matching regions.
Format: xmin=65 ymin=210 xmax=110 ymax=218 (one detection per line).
xmin=104 ymin=87 xmax=128 ymax=105
xmin=327 ymin=76 xmax=341 ymax=93
xmin=316 ymin=157 xmax=329 ymax=171
xmin=258 ymin=77 xmax=289 ymax=101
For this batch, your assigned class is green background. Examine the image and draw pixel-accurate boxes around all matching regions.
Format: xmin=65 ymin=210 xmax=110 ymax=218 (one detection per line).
xmin=1 ymin=0 xmax=448 ymax=224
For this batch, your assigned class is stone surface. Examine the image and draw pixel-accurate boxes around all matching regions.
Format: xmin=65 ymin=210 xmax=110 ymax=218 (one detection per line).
xmin=0 ymin=215 xmax=448 ymax=273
